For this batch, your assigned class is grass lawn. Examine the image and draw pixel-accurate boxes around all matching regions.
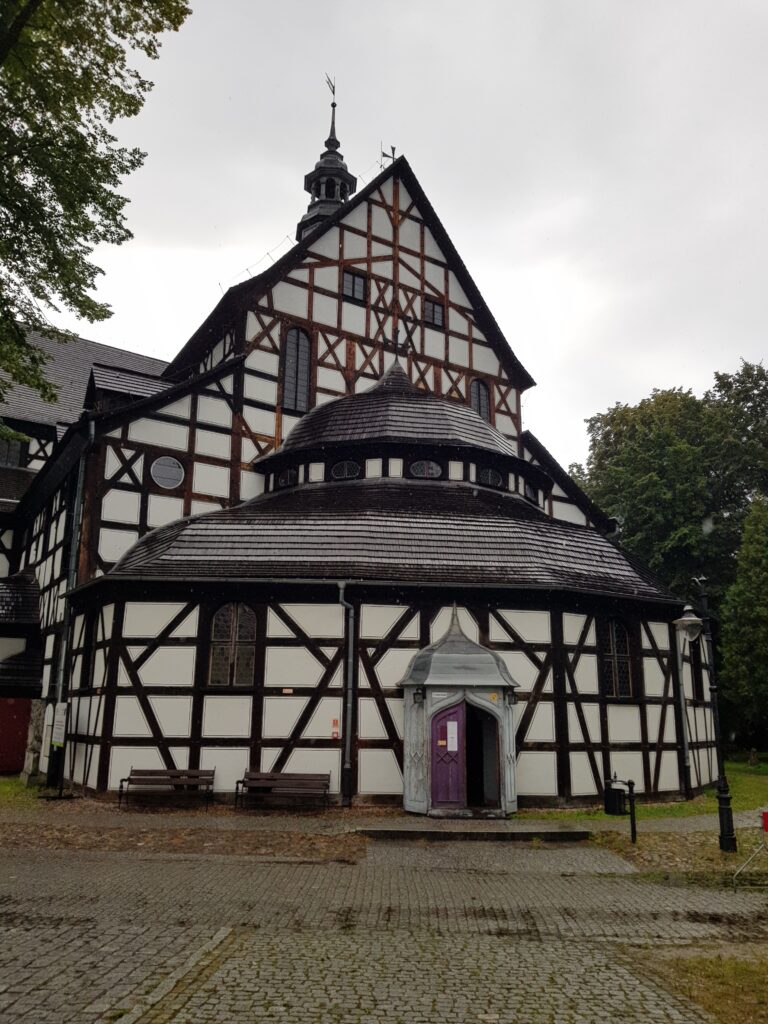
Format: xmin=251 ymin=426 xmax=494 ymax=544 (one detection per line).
xmin=518 ymin=759 xmax=768 ymax=822
xmin=638 ymin=944 xmax=768 ymax=1024
xmin=0 ymin=775 xmax=39 ymax=808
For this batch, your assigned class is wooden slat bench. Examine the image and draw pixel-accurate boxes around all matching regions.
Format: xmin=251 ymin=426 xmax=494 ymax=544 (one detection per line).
xmin=118 ymin=768 xmax=215 ymax=810
xmin=235 ymin=771 xmax=330 ymax=809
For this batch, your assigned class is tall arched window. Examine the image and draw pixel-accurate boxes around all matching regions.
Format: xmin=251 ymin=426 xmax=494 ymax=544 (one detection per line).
xmin=469 ymin=378 xmax=490 ymax=422
xmin=596 ymin=619 xmax=633 ymax=698
xmin=283 ymin=327 xmax=311 ymax=413
xmin=209 ymin=604 xmax=257 ymax=686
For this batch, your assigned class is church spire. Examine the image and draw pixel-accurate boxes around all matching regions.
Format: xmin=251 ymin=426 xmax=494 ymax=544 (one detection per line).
xmin=296 ymin=78 xmax=357 ymax=241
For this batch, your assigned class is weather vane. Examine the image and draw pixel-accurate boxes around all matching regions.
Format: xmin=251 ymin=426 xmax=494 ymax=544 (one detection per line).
xmin=325 ymin=73 xmax=336 ymax=103
xmin=379 ymin=143 xmax=396 ymax=171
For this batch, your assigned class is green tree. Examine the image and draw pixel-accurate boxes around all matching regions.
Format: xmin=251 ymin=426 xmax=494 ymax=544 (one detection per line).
xmin=0 ymin=0 xmax=190 ymax=403
xmin=719 ymin=497 xmax=768 ymax=748
xmin=573 ymin=362 xmax=768 ymax=604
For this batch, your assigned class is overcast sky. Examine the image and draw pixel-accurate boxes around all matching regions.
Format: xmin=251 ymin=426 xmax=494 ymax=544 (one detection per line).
xmin=57 ymin=0 xmax=768 ymax=468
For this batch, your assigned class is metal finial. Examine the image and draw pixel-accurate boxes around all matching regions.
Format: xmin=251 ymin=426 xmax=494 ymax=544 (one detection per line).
xmin=325 ymin=74 xmax=339 ymax=150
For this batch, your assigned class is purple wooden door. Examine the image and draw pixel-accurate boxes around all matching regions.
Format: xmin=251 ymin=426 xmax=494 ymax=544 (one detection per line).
xmin=431 ymin=702 xmax=466 ymax=807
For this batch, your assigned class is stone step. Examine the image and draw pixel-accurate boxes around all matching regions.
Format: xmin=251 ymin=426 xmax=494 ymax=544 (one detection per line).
xmin=357 ymin=826 xmax=592 ymax=842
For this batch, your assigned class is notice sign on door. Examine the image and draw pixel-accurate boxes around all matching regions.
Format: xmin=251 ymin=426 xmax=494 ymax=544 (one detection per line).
xmin=447 ymin=720 xmax=458 ymax=752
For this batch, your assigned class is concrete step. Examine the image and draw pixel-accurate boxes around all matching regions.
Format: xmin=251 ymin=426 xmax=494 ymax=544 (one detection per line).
xmin=357 ymin=826 xmax=592 ymax=843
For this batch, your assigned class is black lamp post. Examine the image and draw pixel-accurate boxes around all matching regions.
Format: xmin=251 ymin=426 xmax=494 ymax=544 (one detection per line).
xmin=694 ymin=583 xmax=738 ymax=853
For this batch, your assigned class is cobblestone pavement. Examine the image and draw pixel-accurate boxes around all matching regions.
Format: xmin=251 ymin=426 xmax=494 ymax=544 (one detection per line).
xmin=3 ymin=841 xmax=767 ymax=1024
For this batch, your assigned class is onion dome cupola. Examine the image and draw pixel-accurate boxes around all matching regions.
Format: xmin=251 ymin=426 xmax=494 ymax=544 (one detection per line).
xmin=296 ymin=98 xmax=357 ymax=241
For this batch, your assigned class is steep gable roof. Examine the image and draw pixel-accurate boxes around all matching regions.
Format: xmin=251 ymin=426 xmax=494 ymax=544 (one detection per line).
xmin=0 ymin=330 xmax=168 ymax=432
xmin=163 ymin=158 xmax=536 ymax=391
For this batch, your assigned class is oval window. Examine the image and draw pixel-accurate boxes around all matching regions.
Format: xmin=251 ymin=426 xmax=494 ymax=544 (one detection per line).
xmin=331 ymin=460 xmax=361 ymax=480
xmin=478 ymin=468 xmax=503 ymax=488
xmin=150 ymin=456 xmax=185 ymax=490
xmin=278 ymin=468 xmax=298 ymax=488
xmin=410 ymin=460 xmax=442 ymax=479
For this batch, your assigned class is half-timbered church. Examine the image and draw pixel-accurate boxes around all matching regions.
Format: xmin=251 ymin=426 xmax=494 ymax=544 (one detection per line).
xmin=0 ymin=105 xmax=718 ymax=811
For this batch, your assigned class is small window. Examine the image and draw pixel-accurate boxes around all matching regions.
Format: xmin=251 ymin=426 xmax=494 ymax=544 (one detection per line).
xmin=283 ymin=327 xmax=311 ymax=413
xmin=524 ymin=481 xmax=537 ymax=504
xmin=597 ymin=619 xmax=634 ymax=698
xmin=209 ymin=603 xmax=257 ymax=686
xmin=342 ymin=271 xmax=366 ymax=303
xmin=478 ymin=467 xmax=502 ymax=488
xmin=690 ymin=638 xmax=704 ymax=702
xmin=150 ymin=456 xmax=185 ymax=490
xmin=424 ymin=299 xmax=444 ymax=328
xmin=331 ymin=460 xmax=361 ymax=480
xmin=469 ymin=379 xmax=490 ymax=422
xmin=410 ymin=459 xmax=442 ymax=479
xmin=278 ymin=468 xmax=298 ymax=488
xmin=0 ymin=437 xmax=28 ymax=468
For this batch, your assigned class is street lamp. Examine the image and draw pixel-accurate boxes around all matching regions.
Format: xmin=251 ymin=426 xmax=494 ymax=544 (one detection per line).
xmin=673 ymin=596 xmax=737 ymax=853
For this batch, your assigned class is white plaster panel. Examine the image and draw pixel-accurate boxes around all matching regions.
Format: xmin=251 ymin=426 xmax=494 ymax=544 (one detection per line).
xmin=136 ymin=647 xmax=196 ymax=687
xmin=422 ymin=329 xmax=444 ymax=361
xmin=570 ymin=752 xmax=598 ymax=796
xmin=494 ymin=413 xmax=517 ymax=437
xmin=202 ymin=696 xmax=252 ymax=738
xmin=128 ymin=418 xmax=188 ymax=451
xmin=195 ymin=429 xmax=231 ymax=459
xmin=280 ymin=603 xmax=344 ymax=639
xmin=449 ymin=461 xmax=463 ymax=481
xmin=448 ymin=337 xmax=469 ymax=367
xmin=113 ymin=697 xmax=151 ymax=737
xmin=284 ymin=748 xmax=341 ymax=794
xmin=366 ymin=458 xmax=383 ymax=478
xmin=104 ymin=447 xmax=121 ymax=479
xmin=267 ymin=609 xmax=293 ymax=638
xmin=262 ymin=696 xmax=308 ymax=737
xmin=448 ymin=306 xmax=468 ymax=333
xmin=312 ymin=292 xmax=338 ymax=327
xmin=656 ymin=751 xmax=679 ymax=792
xmin=430 ymin=607 xmax=478 ymax=642
xmin=308 ymin=228 xmax=340 ymax=259
xmin=360 ymin=605 xmax=417 ymax=640
xmin=607 ymin=705 xmax=642 ymax=744
xmin=149 ymin=696 xmax=193 ymax=737
xmin=563 ymin=613 xmax=587 ymax=646
xmin=193 ymin=462 xmax=230 ymax=498
xmin=386 ymin=698 xmax=404 ymax=739
xmin=317 ymin=367 xmax=346 ymax=393
xmin=159 ymin=395 xmax=191 ymax=419
xmin=0 ymin=637 xmax=25 ymax=660
xmin=265 ymin=647 xmax=323 ymax=687
xmin=245 ymin=348 xmax=280 ymax=376
xmin=515 ymin=751 xmax=558 ymax=796
xmin=399 ymin=216 xmax=420 ymax=253
xmin=197 ymin=395 xmax=232 ymax=427
xmin=573 ymin=655 xmax=599 ymax=694
xmin=98 ymin=528 xmax=137 ymax=563
xmin=523 ymin=702 xmax=555 ymax=742
xmin=124 ymin=602 xmax=188 ymax=638
xmin=342 ymin=230 xmax=367 ymax=260
xmin=147 ymin=494 xmax=184 ymax=528
xmin=643 ymin=657 xmax=666 ymax=697
xmin=302 ymin=697 xmax=343 ymax=739
xmin=472 ymin=344 xmax=499 ymax=376
xmin=492 ymin=610 xmax=550 ymax=644
xmin=373 ymin=648 xmax=418 ymax=687
xmin=199 ymin=747 xmax=249 ymax=792
xmin=358 ymin=749 xmax=403 ymax=795
xmin=168 ymin=746 xmax=189 ymax=770
xmin=341 ymin=302 xmax=366 ymax=335
xmin=108 ymin=746 xmax=164 ymax=790
xmin=313 ymin=266 xmax=337 ymax=293
xmin=260 ymin=747 xmax=280 ymax=772
xmin=281 ymin=414 xmax=301 ymax=440
xmin=272 ymin=281 xmax=310 ymax=318
xmin=341 ymin=202 xmax=367 ymax=232
xmin=646 ymin=705 xmax=662 ymax=747
xmin=240 ymin=472 xmax=264 ymax=500
xmin=101 ymin=489 xmax=140 ymax=525
xmin=609 ymin=751 xmax=645 ymax=793
xmin=644 ymin=622 xmax=670 ymax=650
xmin=308 ymin=462 xmax=324 ymax=482
xmin=552 ymin=501 xmax=589 ymax=526
xmin=243 ymin=406 xmax=276 ymax=437
xmin=358 ymin=698 xmax=387 ymax=739
xmin=244 ymin=375 xmax=278 ymax=405
xmin=388 ymin=457 xmax=403 ymax=478
xmin=568 ymin=702 xmax=600 ymax=744
xmin=165 ymin=607 xmax=197 ymax=638
xmin=371 ymin=205 xmax=393 ymax=241
xmin=496 ymin=652 xmax=548 ymax=692
xmin=354 ymin=375 xmax=377 ymax=394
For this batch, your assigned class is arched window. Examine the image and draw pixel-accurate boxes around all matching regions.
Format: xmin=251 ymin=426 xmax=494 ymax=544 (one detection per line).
xmin=410 ymin=459 xmax=442 ymax=479
xmin=596 ymin=619 xmax=633 ymax=698
xmin=209 ymin=604 xmax=257 ymax=686
xmin=470 ymin=378 xmax=490 ymax=422
xmin=331 ymin=460 xmax=361 ymax=480
xmin=283 ymin=327 xmax=311 ymax=413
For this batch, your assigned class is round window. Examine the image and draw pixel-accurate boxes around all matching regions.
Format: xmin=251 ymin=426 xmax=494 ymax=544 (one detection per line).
xmin=150 ymin=456 xmax=185 ymax=490
xmin=410 ymin=460 xmax=442 ymax=479
xmin=478 ymin=468 xmax=503 ymax=488
xmin=278 ymin=468 xmax=298 ymax=488
xmin=331 ymin=460 xmax=361 ymax=480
